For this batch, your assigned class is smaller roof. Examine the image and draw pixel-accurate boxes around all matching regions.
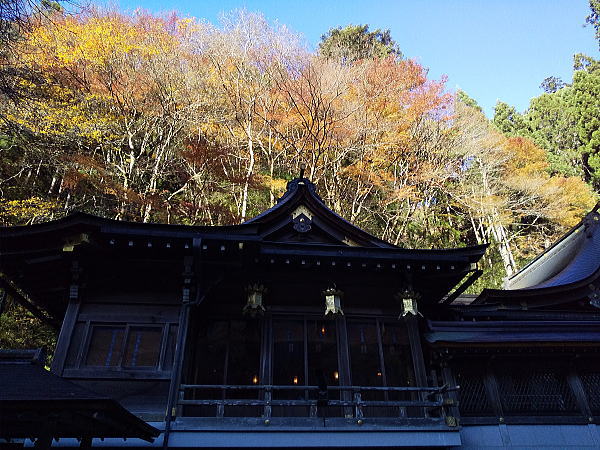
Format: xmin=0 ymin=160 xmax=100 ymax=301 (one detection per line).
xmin=506 ymin=205 xmax=600 ymax=290
xmin=0 ymin=349 xmax=159 ymax=442
xmin=473 ymin=205 xmax=600 ymax=307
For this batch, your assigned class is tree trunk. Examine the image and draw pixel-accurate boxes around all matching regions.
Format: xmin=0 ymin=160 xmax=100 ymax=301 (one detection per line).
xmin=489 ymin=218 xmax=516 ymax=277
xmin=240 ymin=130 xmax=255 ymax=223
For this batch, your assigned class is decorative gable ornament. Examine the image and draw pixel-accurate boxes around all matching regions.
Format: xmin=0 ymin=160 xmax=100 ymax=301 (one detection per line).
xmin=291 ymin=206 xmax=313 ymax=233
xmin=293 ymin=214 xmax=312 ymax=233
xmin=244 ymin=283 xmax=267 ymax=316
xmin=395 ymin=287 xmax=423 ymax=318
xmin=323 ymin=286 xmax=344 ymax=316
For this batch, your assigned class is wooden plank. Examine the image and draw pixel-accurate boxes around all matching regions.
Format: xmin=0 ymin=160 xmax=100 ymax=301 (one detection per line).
xmin=51 ymin=298 xmax=81 ymax=375
xmin=78 ymin=303 xmax=180 ymax=322
xmin=84 ymin=292 xmax=179 ymax=305
xmin=62 ymin=368 xmax=173 ymax=380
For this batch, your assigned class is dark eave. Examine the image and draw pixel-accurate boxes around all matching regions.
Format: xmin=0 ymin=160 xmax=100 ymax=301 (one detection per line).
xmin=425 ymin=319 xmax=600 ymax=345
xmin=0 ymin=177 xmax=489 ymax=320
xmin=258 ymin=241 xmax=487 ymax=262
xmin=0 ymin=210 xmax=255 ymax=239
xmin=1 ymin=178 xmax=488 ymax=258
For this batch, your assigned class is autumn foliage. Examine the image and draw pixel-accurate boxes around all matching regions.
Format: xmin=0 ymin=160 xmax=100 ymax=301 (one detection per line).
xmin=0 ymin=8 xmax=596 ymax=289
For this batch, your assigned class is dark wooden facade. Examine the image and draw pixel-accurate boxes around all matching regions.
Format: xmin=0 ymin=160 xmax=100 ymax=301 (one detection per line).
xmin=1 ymin=178 xmax=599 ymax=449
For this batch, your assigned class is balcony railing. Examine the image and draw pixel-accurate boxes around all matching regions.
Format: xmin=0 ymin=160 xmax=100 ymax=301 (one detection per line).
xmin=177 ymin=384 xmax=459 ymax=426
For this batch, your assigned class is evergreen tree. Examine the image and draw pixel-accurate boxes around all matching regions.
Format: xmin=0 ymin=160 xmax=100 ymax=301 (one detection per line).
xmin=492 ymin=101 xmax=527 ymax=136
xmin=319 ymin=24 xmax=402 ymax=62
xmin=456 ymin=90 xmax=483 ymax=113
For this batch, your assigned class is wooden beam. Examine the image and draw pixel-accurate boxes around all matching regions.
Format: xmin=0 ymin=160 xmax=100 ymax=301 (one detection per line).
xmin=442 ymin=270 xmax=483 ymax=305
xmin=0 ymin=274 xmax=59 ymax=328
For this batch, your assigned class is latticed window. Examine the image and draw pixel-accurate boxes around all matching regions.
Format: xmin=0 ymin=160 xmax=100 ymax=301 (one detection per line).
xmin=494 ymin=362 xmax=578 ymax=416
xmin=453 ymin=362 xmax=493 ymax=417
xmin=453 ymin=357 xmax=592 ymax=419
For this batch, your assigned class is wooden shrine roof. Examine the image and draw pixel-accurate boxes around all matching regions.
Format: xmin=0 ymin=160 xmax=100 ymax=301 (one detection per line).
xmin=0 ymin=350 xmax=159 ymax=442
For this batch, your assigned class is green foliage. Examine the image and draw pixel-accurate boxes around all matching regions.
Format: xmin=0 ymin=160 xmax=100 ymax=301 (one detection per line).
xmin=319 ymin=24 xmax=402 ymax=62
xmin=456 ymin=90 xmax=483 ymax=113
xmin=570 ymin=63 xmax=600 ymax=187
xmin=493 ymin=54 xmax=600 ymax=187
xmin=467 ymin=250 xmax=510 ymax=293
xmin=573 ymin=53 xmax=600 ymax=72
xmin=525 ymin=89 xmax=582 ymax=177
xmin=0 ymin=197 xmax=62 ymax=225
xmin=0 ymin=293 xmax=57 ymax=362
xmin=586 ymin=0 xmax=600 ymax=50
xmin=492 ymin=101 xmax=527 ymax=136
xmin=540 ymin=76 xmax=566 ymax=94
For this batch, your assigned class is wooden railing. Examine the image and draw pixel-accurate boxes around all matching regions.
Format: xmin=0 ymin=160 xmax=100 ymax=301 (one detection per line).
xmin=177 ymin=384 xmax=459 ymax=425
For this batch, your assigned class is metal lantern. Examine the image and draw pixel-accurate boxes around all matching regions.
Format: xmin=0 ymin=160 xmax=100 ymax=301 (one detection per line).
xmin=323 ymin=285 xmax=344 ymax=316
xmin=395 ymin=287 xmax=422 ymax=318
xmin=244 ymin=283 xmax=267 ymax=316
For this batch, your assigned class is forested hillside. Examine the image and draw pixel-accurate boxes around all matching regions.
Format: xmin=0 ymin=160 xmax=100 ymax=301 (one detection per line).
xmin=1 ymin=3 xmax=599 ymax=301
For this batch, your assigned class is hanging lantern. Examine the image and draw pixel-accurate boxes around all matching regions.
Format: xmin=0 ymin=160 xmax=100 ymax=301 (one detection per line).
xmin=395 ymin=287 xmax=422 ymax=318
xmin=244 ymin=283 xmax=267 ymax=316
xmin=323 ymin=285 xmax=344 ymax=316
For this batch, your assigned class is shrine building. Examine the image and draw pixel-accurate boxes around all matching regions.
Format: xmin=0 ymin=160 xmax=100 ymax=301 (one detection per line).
xmin=1 ymin=177 xmax=599 ymax=449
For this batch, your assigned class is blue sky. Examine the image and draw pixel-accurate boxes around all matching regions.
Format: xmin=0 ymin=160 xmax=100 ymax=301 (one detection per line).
xmin=115 ymin=0 xmax=598 ymax=117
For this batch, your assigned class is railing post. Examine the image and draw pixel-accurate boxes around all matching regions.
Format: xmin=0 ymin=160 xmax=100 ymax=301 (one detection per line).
xmin=441 ymin=365 xmax=461 ymax=427
xmin=423 ymin=388 xmax=430 ymax=419
xmin=178 ymin=387 xmax=185 ymax=416
xmin=399 ymin=404 xmax=407 ymax=419
xmin=354 ymin=391 xmax=363 ymax=420
xmin=264 ymin=387 xmax=272 ymax=420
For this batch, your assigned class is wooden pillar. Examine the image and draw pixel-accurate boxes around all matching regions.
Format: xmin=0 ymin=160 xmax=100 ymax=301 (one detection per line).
xmin=260 ymin=312 xmax=272 ymax=419
xmin=405 ymin=315 xmax=428 ymax=418
xmin=51 ymin=258 xmax=82 ymax=375
xmin=405 ymin=315 xmax=427 ymax=387
xmin=163 ymin=239 xmax=199 ymax=449
xmin=335 ymin=315 xmax=352 ymax=418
